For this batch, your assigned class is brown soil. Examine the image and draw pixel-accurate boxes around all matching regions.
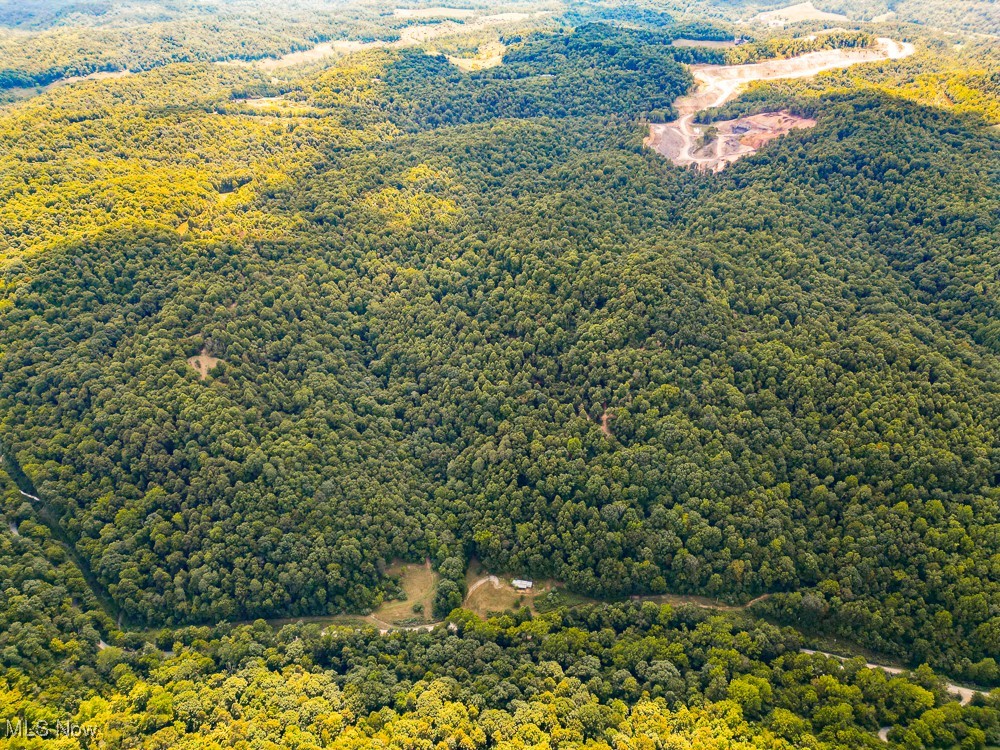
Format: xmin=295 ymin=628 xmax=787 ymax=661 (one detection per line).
xmin=739 ymin=112 xmax=817 ymax=148
xmin=187 ymin=348 xmax=221 ymax=379
xmin=683 ymin=110 xmax=818 ymax=171
xmin=671 ymin=38 xmax=737 ymax=49
xmin=646 ymin=123 xmax=686 ymax=162
xmin=645 ymin=38 xmax=914 ymax=172
xmin=600 ymin=410 xmax=613 ymax=437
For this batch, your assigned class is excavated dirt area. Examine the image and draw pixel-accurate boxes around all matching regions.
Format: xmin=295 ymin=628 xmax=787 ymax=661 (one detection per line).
xmin=646 ymin=37 xmax=914 ymax=172
xmin=683 ymin=111 xmax=818 ymax=173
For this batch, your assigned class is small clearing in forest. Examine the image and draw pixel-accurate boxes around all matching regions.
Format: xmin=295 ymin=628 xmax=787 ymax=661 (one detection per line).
xmin=373 ymin=559 xmax=439 ymax=625
xmin=755 ymin=2 xmax=849 ymax=26
xmin=649 ymin=110 xmax=817 ymax=173
xmin=449 ymin=41 xmax=505 ymax=71
xmin=600 ymin=410 xmax=613 ymax=437
xmin=671 ymin=38 xmax=737 ymax=49
xmin=394 ymin=6 xmax=476 ymax=19
xmin=187 ymin=349 xmax=222 ymax=379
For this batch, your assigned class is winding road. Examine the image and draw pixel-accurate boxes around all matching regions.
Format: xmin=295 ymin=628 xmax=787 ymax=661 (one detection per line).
xmin=466 ymin=574 xmax=501 ymax=595
xmin=648 ymin=37 xmax=915 ymax=171
xmin=2 ymin=445 xmax=125 ymax=627
xmin=801 ymin=649 xmax=984 ymax=705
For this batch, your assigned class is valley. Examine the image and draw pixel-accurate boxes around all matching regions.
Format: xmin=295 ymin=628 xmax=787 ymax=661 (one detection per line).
xmin=0 ymin=1 xmax=998 ymax=747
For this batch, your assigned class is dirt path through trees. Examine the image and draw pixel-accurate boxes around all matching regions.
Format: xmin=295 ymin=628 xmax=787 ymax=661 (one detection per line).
xmin=801 ymin=649 xmax=984 ymax=705
xmin=2 ymin=445 xmax=126 ymax=627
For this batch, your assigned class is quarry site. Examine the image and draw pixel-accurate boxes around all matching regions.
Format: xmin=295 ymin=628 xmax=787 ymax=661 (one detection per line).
xmin=647 ymin=37 xmax=915 ymax=172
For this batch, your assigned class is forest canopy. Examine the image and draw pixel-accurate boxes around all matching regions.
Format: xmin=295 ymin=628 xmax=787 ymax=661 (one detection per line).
xmin=0 ymin=2 xmax=999 ymax=747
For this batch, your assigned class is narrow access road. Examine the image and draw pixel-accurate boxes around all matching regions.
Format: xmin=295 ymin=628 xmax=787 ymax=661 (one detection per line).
xmin=2 ymin=445 xmax=125 ymax=627
xmin=801 ymin=649 xmax=985 ymax=705
xmin=649 ymin=37 xmax=915 ymax=171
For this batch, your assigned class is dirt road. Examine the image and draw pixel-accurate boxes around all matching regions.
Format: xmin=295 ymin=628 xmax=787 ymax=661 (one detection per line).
xmin=801 ymin=649 xmax=984 ymax=705
xmin=647 ymin=37 xmax=915 ymax=171
xmin=466 ymin=574 xmax=500 ymax=595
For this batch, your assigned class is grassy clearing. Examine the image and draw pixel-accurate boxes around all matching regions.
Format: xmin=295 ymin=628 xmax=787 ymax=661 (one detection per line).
xmin=448 ymin=41 xmax=505 ymax=71
xmin=755 ymin=2 xmax=849 ymax=26
xmin=463 ymin=570 xmax=590 ymax=618
xmin=464 ymin=577 xmax=531 ymax=618
xmin=373 ymin=559 xmax=439 ymax=625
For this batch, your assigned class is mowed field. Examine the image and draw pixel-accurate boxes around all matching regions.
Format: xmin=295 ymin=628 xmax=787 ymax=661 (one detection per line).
xmin=461 ymin=559 xmax=587 ymax=617
xmin=372 ymin=559 xmax=439 ymax=625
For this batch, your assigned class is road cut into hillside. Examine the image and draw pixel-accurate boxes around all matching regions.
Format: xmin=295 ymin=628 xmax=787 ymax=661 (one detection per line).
xmin=646 ymin=37 xmax=915 ymax=172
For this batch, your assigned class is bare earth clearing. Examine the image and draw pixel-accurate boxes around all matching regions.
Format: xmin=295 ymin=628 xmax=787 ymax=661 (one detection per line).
xmin=755 ymin=2 xmax=849 ymax=26
xmin=646 ymin=37 xmax=915 ymax=172
xmin=671 ymin=38 xmax=737 ymax=49
xmin=250 ymin=11 xmax=547 ymax=72
xmin=187 ymin=349 xmax=221 ymax=379
xmin=599 ymin=409 xmax=613 ymax=437
xmin=651 ymin=110 xmax=818 ymax=173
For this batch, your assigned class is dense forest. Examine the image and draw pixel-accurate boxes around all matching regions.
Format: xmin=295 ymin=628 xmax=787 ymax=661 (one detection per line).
xmin=3 ymin=19 xmax=1000 ymax=671
xmin=1 ymin=1 xmax=999 ymax=746
xmin=3 ymin=495 xmax=997 ymax=748
xmin=1 ymin=522 xmax=999 ymax=750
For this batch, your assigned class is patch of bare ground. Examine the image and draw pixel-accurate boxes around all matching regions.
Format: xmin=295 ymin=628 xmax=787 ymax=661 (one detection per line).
xmin=599 ymin=409 xmax=613 ymax=437
xmin=671 ymin=38 xmax=737 ymax=49
xmin=755 ymin=2 xmax=849 ymax=26
xmin=691 ymin=111 xmax=818 ymax=172
xmin=645 ymin=123 xmax=686 ymax=162
xmin=645 ymin=38 xmax=914 ymax=172
xmin=394 ymin=6 xmax=476 ymax=19
xmin=187 ymin=349 xmax=221 ymax=379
